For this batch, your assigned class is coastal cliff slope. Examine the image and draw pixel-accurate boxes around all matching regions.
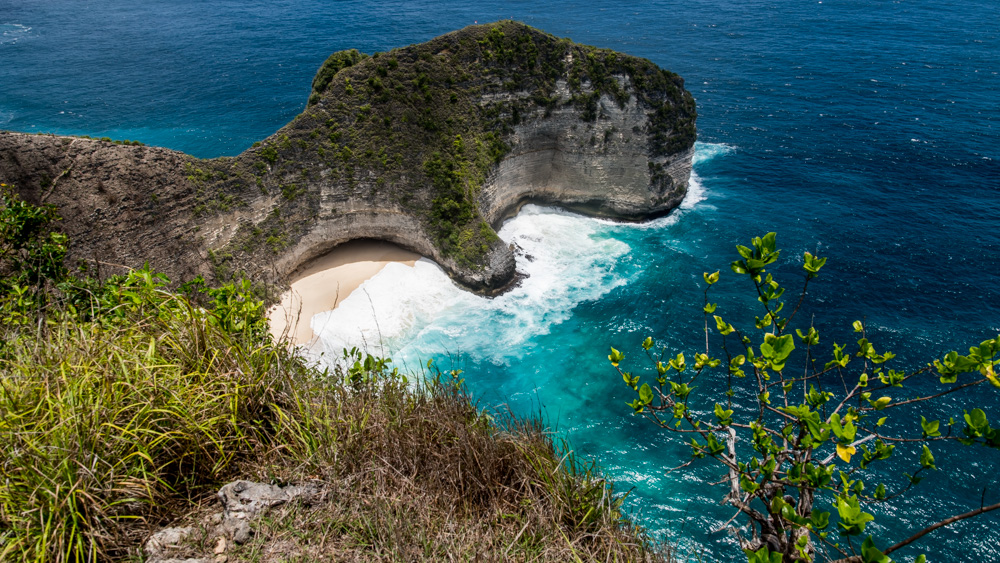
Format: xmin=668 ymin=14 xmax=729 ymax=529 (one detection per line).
xmin=0 ymin=21 xmax=696 ymax=293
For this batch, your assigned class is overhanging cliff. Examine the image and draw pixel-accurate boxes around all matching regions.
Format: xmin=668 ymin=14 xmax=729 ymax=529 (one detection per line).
xmin=0 ymin=21 xmax=696 ymax=294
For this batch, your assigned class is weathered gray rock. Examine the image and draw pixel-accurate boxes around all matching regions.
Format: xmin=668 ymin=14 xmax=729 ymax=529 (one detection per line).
xmin=216 ymin=480 xmax=319 ymax=544
xmin=143 ymin=481 xmax=319 ymax=561
xmin=144 ymin=526 xmax=199 ymax=561
xmin=481 ymin=82 xmax=694 ymax=224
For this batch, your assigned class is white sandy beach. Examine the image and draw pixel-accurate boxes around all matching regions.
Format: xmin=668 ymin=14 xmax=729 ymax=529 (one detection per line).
xmin=268 ymin=240 xmax=419 ymax=345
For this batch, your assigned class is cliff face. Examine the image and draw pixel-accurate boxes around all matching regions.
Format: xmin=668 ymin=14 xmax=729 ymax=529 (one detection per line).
xmin=480 ymin=82 xmax=695 ymax=226
xmin=0 ymin=21 xmax=696 ymax=294
xmin=0 ymin=133 xmax=213 ymax=282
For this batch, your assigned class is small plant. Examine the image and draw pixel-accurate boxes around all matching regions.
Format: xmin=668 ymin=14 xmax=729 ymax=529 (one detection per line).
xmin=259 ymin=145 xmax=278 ymax=164
xmin=0 ymin=185 xmax=68 ymax=311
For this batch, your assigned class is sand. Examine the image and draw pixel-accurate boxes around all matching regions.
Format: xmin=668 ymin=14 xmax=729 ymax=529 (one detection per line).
xmin=268 ymin=240 xmax=420 ymax=345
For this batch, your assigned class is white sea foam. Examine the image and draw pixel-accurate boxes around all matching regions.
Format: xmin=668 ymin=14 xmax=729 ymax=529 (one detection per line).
xmin=692 ymin=141 xmax=736 ymax=166
xmin=0 ymin=23 xmax=32 ymax=45
xmin=680 ymin=170 xmax=706 ymax=209
xmin=309 ymin=259 xmax=475 ymax=360
xmin=311 ymin=205 xmax=630 ymax=370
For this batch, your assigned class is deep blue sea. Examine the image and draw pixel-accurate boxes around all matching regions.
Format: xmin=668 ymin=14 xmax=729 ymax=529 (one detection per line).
xmin=2 ymin=1 xmax=998 ymax=560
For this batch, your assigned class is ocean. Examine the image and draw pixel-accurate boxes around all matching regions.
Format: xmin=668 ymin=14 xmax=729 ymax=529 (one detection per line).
xmin=2 ymin=0 xmax=998 ymax=559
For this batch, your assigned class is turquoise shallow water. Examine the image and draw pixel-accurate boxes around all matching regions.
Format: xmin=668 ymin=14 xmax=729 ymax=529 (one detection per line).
xmin=2 ymin=0 xmax=998 ymax=559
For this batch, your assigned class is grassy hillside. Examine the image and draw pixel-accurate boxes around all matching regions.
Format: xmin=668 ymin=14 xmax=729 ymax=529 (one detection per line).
xmin=0 ymin=187 xmax=670 ymax=561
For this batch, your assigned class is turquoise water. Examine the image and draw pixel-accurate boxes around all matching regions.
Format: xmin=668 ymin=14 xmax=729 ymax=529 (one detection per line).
xmin=2 ymin=1 xmax=998 ymax=560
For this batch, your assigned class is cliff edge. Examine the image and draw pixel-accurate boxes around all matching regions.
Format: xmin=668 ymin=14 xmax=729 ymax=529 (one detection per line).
xmin=0 ymin=21 xmax=696 ymax=293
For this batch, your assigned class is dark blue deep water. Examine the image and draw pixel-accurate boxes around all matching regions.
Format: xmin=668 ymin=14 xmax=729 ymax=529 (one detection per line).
xmin=2 ymin=1 xmax=998 ymax=560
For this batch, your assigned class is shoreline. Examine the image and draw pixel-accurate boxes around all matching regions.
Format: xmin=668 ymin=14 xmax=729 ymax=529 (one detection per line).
xmin=268 ymin=240 xmax=420 ymax=345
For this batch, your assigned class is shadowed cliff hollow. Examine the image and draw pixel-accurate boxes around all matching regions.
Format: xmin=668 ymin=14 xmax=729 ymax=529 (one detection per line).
xmin=0 ymin=21 xmax=696 ymax=293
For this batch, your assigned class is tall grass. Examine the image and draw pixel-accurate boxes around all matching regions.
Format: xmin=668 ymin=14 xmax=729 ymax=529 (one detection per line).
xmin=0 ymin=276 xmax=303 ymax=561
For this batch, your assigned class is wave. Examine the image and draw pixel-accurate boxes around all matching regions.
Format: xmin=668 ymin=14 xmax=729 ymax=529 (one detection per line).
xmin=692 ymin=141 xmax=736 ymax=166
xmin=0 ymin=24 xmax=32 ymax=45
xmin=311 ymin=205 xmax=631 ymax=370
xmin=310 ymin=142 xmax=738 ymax=369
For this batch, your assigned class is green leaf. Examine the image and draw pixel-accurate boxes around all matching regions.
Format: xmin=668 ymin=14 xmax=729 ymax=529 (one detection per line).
xmin=810 ymin=510 xmax=831 ymax=530
xmin=920 ymin=417 xmax=941 ymax=438
xmin=639 ymin=383 xmax=653 ymax=405
xmin=608 ymin=347 xmax=624 ymax=367
xmin=803 ymin=251 xmax=827 ymax=278
xmin=642 ymin=337 xmax=653 ymax=350
xmin=871 ymin=396 xmax=891 ymax=410
xmin=739 ymin=474 xmax=760 ymax=494
xmin=743 ymin=545 xmax=782 ymax=563
xmin=669 ymin=381 xmax=694 ymax=400
xmin=703 ymin=270 xmax=720 ymax=285
xmin=861 ymin=536 xmax=891 ymax=563
xmin=853 ymin=320 xmax=864 ymax=333
xmin=622 ymin=371 xmax=639 ymax=390
xmin=836 ymin=495 xmax=875 ymax=536
xmin=761 ymin=333 xmax=795 ymax=371
xmin=714 ymin=403 xmax=734 ymax=426
xmin=715 ymin=315 xmax=734 ymax=335
xmin=966 ymin=408 xmax=989 ymax=431
xmin=668 ymin=352 xmax=686 ymax=372
xmin=704 ymin=302 xmax=717 ymax=314
xmin=920 ymin=444 xmax=936 ymax=470
xmin=705 ymin=433 xmax=726 ymax=455
xmin=796 ymin=327 xmax=820 ymax=345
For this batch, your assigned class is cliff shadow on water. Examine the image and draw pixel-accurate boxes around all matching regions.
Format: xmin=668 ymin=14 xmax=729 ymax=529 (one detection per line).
xmin=0 ymin=20 xmax=696 ymax=295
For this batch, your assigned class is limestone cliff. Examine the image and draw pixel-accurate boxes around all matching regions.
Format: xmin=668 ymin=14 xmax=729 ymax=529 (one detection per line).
xmin=0 ymin=21 xmax=696 ymax=294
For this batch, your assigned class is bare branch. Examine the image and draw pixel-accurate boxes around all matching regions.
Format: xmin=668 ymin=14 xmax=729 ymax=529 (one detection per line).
xmin=884 ymin=501 xmax=1000 ymax=556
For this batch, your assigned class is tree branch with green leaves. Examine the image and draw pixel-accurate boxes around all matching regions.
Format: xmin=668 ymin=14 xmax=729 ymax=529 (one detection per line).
xmin=609 ymin=232 xmax=999 ymax=563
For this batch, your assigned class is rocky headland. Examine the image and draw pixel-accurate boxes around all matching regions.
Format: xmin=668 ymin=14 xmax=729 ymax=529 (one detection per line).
xmin=0 ymin=21 xmax=696 ymax=294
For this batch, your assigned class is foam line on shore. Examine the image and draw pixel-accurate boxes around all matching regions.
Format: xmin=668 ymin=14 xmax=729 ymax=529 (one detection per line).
xmin=268 ymin=240 xmax=419 ymax=345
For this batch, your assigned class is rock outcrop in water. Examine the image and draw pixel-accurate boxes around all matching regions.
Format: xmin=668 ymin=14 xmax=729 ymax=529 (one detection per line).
xmin=0 ymin=21 xmax=695 ymax=293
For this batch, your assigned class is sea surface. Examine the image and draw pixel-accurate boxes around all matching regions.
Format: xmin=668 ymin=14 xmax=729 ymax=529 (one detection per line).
xmin=2 ymin=1 xmax=998 ymax=560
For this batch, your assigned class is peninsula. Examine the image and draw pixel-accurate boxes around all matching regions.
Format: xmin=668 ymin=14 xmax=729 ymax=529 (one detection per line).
xmin=0 ymin=21 xmax=696 ymax=297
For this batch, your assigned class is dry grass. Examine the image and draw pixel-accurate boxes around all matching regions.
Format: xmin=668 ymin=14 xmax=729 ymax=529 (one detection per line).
xmin=215 ymin=365 xmax=669 ymax=562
